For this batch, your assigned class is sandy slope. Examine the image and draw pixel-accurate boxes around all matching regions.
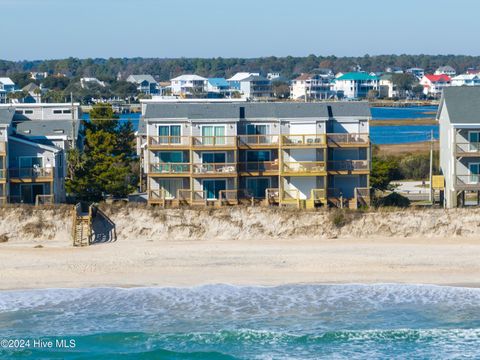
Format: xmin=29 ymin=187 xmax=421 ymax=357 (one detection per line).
xmin=0 ymin=206 xmax=479 ymax=289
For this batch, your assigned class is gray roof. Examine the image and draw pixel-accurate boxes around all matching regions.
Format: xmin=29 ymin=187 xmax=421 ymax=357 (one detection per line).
xmin=241 ymin=75 xmax=269 ymax=82
xmin=22 ymin=83 xmax=40 ymax=92
xmin=137 ymin=117 xmax=146 ymax=135
xmin=440 ymin=87 xmax=480 ymax=123
xmin=13 ymin=119 xmax=81 ymax=138
xmin=0 ymin=108 xmax=15 ymax=125
xmin=127 ymin=75 xmax=157 ymax=84
xmin=144 ymin=102 xmax=371 ymax=121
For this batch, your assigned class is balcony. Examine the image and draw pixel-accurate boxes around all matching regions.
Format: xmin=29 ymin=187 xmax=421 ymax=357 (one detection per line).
xmin=192 ymin=136 xmax=237 ymax=149
xmin=455 ymin=143 xmax=480 ymax=157
xmin=238 ymin=161 xmax=279 ymax=174
xmin=0 ymin=142 xmax=5 ymax=155
xmin=35 ymin=194 xmax=55 ymax=206
xmin=9 ymin=167 xmax=54 ymax=182
xmin=282 ymin=134 xmax=326 ymax=148
xmin=328 ymin=160 xmax=369 ymax=173
xmin=282 ymin=161 xmax=326 ymax=175
xmin=149 ymin=163 xmax=191 ymax=176
xmin=192 ymin=163 xmax=237 ymax=177
xmin=148 ymin=136 xmax=191 ymax=149
xmin=238 ymin=134 xmax=279 ymax=148
xmin=327 ymin=134 xmax=370 ymax=147
xmin=456 ymin=175 xmax=480 ymax=190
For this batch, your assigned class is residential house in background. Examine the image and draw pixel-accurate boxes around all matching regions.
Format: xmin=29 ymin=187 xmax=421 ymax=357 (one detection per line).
xmin=206 ymin=78 xmax=231 ymax=98
xmin=170 ymin=75 xmax=207 ymax=96
xmin=451 ymin=74 xmax=480 ymax=87
xmin=290 ymin=73 xmax=334 ymax=100
xmin=379 ymin=74 xmax=399 ymax=98
xmin=420 ymin=74 xmax=451 ymax=97
xmin=126 ymin=75 xmax=159 ymax=95
xmin=267 ymin=73 xmax=281 ymax=81
xmin=140 ymin=100 xmax=371 ymax=209
xmin=80 ymin=77 xmax=106 ymax=89
xmin=22 ymin=83 xmax=42 ymax=103
xmin=333 ymin=72 xmax=379 ymax=99
xmin=30 ymin=72 xmax=48 ymax=81
xmin=0 ymin=103 xmax=82 ymax=205
xmin=227 ymin=72 xmax=260 ymax=91
xmin=0 ymin=78 xmax=16 ymax=93
xmin=438 ymin=87 xmax=480 ymax=208
xmin=239 ymin=75 xmax=273 ymax=100
xmin=406 ymin=67 xmax=425 ymax=79
xmin=385 ymin=66 xmax=403 ymax=74
xmin=0 ymin=90 xmax=6 ymax=104
xmin=435 ymin=66 xmax=456 ymax=77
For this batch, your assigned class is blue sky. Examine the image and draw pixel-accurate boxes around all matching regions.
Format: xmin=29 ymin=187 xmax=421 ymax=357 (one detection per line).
xmin=2 ymin=0 xmax=480 ymax=60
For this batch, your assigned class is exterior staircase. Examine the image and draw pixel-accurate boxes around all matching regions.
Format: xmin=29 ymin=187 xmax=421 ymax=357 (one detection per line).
xmin=72 ymin=203 xmax=92 ymax=247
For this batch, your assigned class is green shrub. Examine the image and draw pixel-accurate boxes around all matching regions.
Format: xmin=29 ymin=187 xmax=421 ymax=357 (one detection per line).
xmin=374 ymin=192 xmax=411 ymax=208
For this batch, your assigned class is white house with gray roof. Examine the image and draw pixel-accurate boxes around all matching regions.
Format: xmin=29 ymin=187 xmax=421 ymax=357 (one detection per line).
xmin=0 ymin=103 xmax=82 ymax=205
xmin=139 ymin=100 xmax=371 ymax=208
xmin=438 ymin=87 xmax=480 ymax=208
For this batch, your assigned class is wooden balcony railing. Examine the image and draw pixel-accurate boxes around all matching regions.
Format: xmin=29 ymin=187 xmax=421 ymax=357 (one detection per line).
xmin=192 ymin=136 xmax=237 ymax=147
xmin=0 ymin=142 xmax=5 ymax=154
xmin=9 ymin=167 xmax=54 ymax=179
xmin=192 ymin=163 xmax=237 ymax=175
xmin=0 ymin=169 xmax=5 ymax=179
xmin=149 ymin=189 xmax=167 ymax=200
xmin=282 ymin=189 xmax=300 ymax=201
xmin=148 ymin=136 xmax=191 ymax=147
xmin=238 ymin=134 xmax=280 ymax=147
xmin=327 ymin=133 xmax=369 ymax=146
xmin=282 ymin=161 xmax=326 ymax=174
xmin=149 ymin=163 xmax=191 ymax=174
xmin=456 ymin=175 xmax=480 ymax=189
xmin=265 ymin=188 xmax=279 ymax=204
xmin=177 ymin=189 xmax=207 ymax=204
xmin=355 ymin=187 xmax=371 ymax=208
xmin=310 ymin=188 xmax=326 ymax=200
xmin=0 ymin=196 xmax=6 ymax=206
xmin=282 ymin=134 xmax=326 ymax=147
xmin=35 ymin=194 xmax=54 ymax=206
xmin=328 ymin=160 xmax=369 ymax=171
xmin=238 ymin=161 xmax=279 ymax=173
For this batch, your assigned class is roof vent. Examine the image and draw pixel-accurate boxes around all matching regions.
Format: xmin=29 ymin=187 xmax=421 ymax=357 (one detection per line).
xmin=54 ymin=129 xmax=64 ymax=134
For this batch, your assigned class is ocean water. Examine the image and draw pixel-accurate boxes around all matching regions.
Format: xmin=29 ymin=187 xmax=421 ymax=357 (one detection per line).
xmin=0 ymin=284 xmax=479 ymax=359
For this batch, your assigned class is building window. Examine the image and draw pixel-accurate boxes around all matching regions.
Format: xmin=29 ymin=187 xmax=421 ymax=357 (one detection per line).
xmin=53 ymin=110 xmax=62 ymax=114
xmin=158 ymin=125 xmax=181 ymax=144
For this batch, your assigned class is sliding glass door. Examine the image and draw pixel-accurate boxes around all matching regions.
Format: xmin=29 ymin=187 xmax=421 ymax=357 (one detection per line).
xmin=202 ymin=126 xmax=225 ymax=145
xmin=202 ymin=179 xmax=226 ymax=200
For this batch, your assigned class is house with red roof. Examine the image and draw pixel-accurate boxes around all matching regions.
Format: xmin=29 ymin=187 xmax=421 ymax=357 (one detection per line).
xmin=419 ymin=74 xmax=451 ymax=97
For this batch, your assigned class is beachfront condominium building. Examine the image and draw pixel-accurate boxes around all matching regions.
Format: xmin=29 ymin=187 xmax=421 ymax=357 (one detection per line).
xmin=0 ymin=103 xmax=82 ymax=205
xmin=333 ymin=72 xmax=379 ymax=99
xmin=290 ymin=73 xmax=335 ymax=100
xmin=438 ymin=87 xmax=480 ymax=208
xmin=139 ymin=100 xmax=371 ymax=209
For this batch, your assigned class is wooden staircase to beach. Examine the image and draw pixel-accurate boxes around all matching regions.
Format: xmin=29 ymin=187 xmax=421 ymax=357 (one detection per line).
xmin=72 ymin=203 xmax=92 ymax=247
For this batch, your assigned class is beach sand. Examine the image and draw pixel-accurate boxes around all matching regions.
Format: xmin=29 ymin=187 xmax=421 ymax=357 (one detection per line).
xmin=1 ymin=235 xmax=479 ymax=290
xmin=1 ymin=205 xmax=479 ymax=290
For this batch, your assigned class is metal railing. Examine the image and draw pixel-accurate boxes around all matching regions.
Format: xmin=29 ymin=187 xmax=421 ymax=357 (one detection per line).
xmin=192 ymin=136 xmax=237 ymax=147
xmin=327 ymin=133 xmax=369 ymax=145
xmin=238 ymin=134 xmax=280 ymax=146
xmin=35 ymin=194 xmax=54 ymax=206
xmin=238 ymin=161 xmax=279 ymax=172
xmin=149 ymin=163 xmax=191 ymax=174
xmin=148 ymin=136 xmax=191 ymax=147
xmin=328 ymin=160 xmax=369 ymax=171
xmin=282 ymin=134 xmax=326 ymax=146
xmin=192 ymin=163 xmax=237 ymax=175
xmin=9 ymin=167 xmax=54 ymax=179
xmin=282 ymin=161 xmax=326 ymax=173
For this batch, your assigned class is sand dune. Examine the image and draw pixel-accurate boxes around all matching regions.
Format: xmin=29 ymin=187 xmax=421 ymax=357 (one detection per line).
xmin=0 ymin=205 xmax=479 ymax=290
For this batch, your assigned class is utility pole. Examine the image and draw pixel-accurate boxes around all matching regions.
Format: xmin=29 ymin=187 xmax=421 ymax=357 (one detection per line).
xmin=71 ymin=92 xmax=75 ymax=150
xmin=429 ymin=129 xmax=434 ymax=204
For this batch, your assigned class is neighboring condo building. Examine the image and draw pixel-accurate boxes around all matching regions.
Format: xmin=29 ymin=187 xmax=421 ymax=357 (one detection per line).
xmin=420 ymin=74 xmax=451 ymax=97
xmin=438 ymin=87 xmax=480 ymax=208
xmin=0 ymin=103 xmax=82 ymax=205
xmin=290 ymin=73 xmax=335 ymax=100
xmin=333 ymin=72 xmax=379 ymax=99
xmin=139 ymin=100 xmax=371 ymax=209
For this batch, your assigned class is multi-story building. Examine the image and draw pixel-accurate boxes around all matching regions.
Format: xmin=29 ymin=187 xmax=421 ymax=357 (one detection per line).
xmin=290 ymin=73 xmax=335 ymax=100
xmin=206 ymin=78 xmax=231 ymax=98
xmin=435 ymin=66 xmax=456 ymax=77
xmin=0 ymin=90 xmax=6 ymax=104
xmin=0 ymin=78 xmax=16 ymax=93
xmin=239 ymin=75 xmax=273 ymax=100
xmin=140 ymin=100 xmax=371 ymax=208
xmin=227 ymin=72 xmax=260 ymax=91
xmin=406 ymin=67 xmax=425 ymax=79
xmin=170 ymin=75 xmax=207 ymax=96
xmin=438 ymin=87 xmax=480 ymax=208
xmin=420 ymin=74 xmax=451 ymax=97
xmin=0 ymin=103 xmax=82 ymax=205
xmin=126 ymin=75 xmax=160 ymax=95
xmin=333 ymin=72 xmax=379 ymax=99
xmin=451 ymin=74 xmax=480 ymax=87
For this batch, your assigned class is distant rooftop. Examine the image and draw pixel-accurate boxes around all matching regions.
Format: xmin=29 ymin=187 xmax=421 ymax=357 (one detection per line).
xmin=336 ymin=72 xmax=379 ymax=81
xmin=127 ymin=74 xmax=157 ymax=83
xmin=171 ymin=74 xmax=207 ymax=81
